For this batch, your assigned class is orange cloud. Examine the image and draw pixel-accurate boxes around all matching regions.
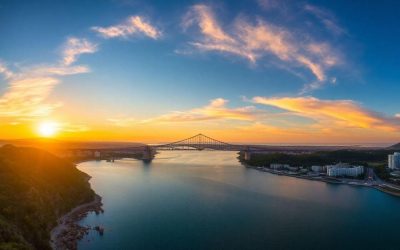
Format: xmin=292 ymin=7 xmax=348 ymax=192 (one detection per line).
xmin=149 ymin=98 xmax=258 ymax=122
xmin=183 ymin=5 xmax=234 ymax=42
xmin=92 ymin=16 xmax=161 ymax=39
xmin=253 ymin=96 xmax=400 ymax=131
xmin=0 ymin=37 xmax=97 ymax=121
xmin=108 ymin=98 xmax=260 ymax=127
xmin=0 ymin=77 xmax=60 ymax=118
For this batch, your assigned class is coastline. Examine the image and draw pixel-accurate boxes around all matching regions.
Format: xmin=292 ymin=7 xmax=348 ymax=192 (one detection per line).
xmin=50 ymin=184 xmax=104 ymax=250
xmin=245 ymin=165 xmax=400 ymax=197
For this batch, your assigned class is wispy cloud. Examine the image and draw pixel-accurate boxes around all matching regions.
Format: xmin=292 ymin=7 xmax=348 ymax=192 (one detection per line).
xmin=60 ymin=122 xmax=90 ymax=132
xmin=62 ymin=37 xmax=98 ymax=66
xmin=0 ymin=76 xmax=60 ymax=118
xmin=253 ymin=96 xmax=400 ymax=131
xmin=0 ymin=62 xmax=14 ymax=79
xmin=107 ymin=117 xmax=137 ymax=127
xmin=27 ymin=65 xmax=91 ymax=76
xmin=0 ymin=37 xmax=97 ymax=120
xmin=92 ymin=16 xmax=161 ymax=39
xmin=183 ymin=5 xmax=234 ymax=43
xmin=304 ymin=4 xmax=347 ymax=36
xmin=256 ymin=0 xmax=280 ymax=10
xmin=108 ymin=98 xmax=261 ymax=126
xmin=181 ymin=4 xmax=342 ymax=92
xmin=149 ymin=98 xmax=258 ymax=122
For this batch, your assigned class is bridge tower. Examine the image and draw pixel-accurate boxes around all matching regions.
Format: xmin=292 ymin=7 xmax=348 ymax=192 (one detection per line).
xmin=244 ymin=146 xmax=252 ymax=161
xmin=142 ymin=146 xmax=155 ymax=162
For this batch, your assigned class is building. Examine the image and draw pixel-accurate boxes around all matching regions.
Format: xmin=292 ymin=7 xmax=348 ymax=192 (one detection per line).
xmin=94 ymin=151 xmax=101 ymax=158
xmin=388 ymin=152 xmax=400 ymax=169
xmin=270 ymin=164 xmax=290 ymax=170
xmin=326 ymin=164 xmax=364 ymax=177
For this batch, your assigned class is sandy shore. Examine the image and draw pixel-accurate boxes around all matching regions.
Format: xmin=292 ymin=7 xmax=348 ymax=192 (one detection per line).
xmin=50 ymin=194 xmax=104 ymax=250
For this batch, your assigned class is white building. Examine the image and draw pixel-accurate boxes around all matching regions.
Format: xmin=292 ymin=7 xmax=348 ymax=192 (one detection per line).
xmin=326 ymin=164 xmax=364 ymax=177
xmin=388 ymin=152 xmax=400 ymax=169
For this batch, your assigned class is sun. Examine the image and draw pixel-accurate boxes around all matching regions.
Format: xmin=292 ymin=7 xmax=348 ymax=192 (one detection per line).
xmin=37 ymin=121 xmax=59 ymax=137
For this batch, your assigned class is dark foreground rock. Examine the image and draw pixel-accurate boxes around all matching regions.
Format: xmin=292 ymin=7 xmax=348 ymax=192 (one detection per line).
xmin=51 ymin=194 xmax=104 ymax=250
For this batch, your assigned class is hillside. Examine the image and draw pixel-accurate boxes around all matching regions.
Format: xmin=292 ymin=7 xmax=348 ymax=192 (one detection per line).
xmin=388 ymin=143 xmax=400 ymax=150
xmin=0 ymin=145 xmax=95 ymax=250
xmin=240 ymin=149 xmax=390 ymax=168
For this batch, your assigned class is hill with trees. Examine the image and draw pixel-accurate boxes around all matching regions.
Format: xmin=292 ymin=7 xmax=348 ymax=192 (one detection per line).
xmin=0 ymin=145 xmax=95 ymax=250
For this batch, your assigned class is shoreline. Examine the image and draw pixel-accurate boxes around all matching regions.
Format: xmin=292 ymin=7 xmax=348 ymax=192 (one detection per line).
xmin=246 ymin=165 xmax=400 ymax=197
xmin=50 ymin=188 xmax=104 ymax=250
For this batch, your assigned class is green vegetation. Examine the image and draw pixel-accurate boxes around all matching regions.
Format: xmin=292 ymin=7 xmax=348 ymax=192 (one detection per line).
xmin=0 ymin=145 xmax=95 ymax=250
xmin=239 ymin=149 xmax=392 ymax=175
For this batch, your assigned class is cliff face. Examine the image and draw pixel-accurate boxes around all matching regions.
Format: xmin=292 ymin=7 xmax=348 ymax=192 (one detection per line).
xmin=0 ymin=145 xmax=95 ymax=250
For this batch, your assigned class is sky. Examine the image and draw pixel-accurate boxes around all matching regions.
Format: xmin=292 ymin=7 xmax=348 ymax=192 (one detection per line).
xmin=0 ymin=0 xmax=400 ymax=144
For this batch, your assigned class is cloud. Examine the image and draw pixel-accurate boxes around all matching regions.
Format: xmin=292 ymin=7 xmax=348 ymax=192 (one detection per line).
xmin=27 ymin=65 xmax=91 ymax=76
xmin=253 ymin=96 xmax=400 ymax=131
xmin=0 ymin=38 xmax=97 ymax=120
xmin=108 ymin=98 xmax=261 ymax=126
xmin=257 ymin=0 xmax=280 ymax=10
xmin=181 ymin=4 xmax=342 ymax=92
xmin=0 ymin=62 xmax=13 ymax=79
xmin=0 ymin=77 xmax=60 ymax=118
xmin=304 ymin=4 xmax=347 ymax=36
xmin=92 ymin=16 xmax=161 ymax=39
xmin=183 ymin=5 xmax=234 ymax=42
xmin=150 ymin=98 xmax=259 ymax=122
xmin=107 ymin=117 xmax=137 ymax=127
xmin=62 ymin=37 xmax=98 ymax=66
xmin=60 ymin=122 xmax=90 ymax=132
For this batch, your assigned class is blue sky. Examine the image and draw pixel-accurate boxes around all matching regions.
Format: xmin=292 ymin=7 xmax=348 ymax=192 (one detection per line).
xmin=0 ymin=0 xmax=400 ymax=143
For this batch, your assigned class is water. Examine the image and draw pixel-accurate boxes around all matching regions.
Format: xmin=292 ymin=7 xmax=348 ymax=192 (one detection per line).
xmin=77 ymin=151 xmax=400 ymax=250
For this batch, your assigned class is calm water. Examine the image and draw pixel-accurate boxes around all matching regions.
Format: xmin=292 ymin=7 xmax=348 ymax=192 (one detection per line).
xmin=77 ymin=151 xmax=400 ymax=250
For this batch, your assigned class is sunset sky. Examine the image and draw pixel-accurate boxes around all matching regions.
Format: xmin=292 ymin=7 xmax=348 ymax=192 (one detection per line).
xmin=1 ymin=0 xmax=400 ymax=144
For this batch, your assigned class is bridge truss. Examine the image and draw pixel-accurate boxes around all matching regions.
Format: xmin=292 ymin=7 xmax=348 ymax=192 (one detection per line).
xmin=155 ymin=133 xmax=244 ymax=151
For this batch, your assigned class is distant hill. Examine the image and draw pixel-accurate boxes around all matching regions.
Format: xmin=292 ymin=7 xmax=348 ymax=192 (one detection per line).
xmin=0 ymin=145 xmax=95 ymax=250
xmin=0 ymin=138 xmax=145 ymax=155
xmin=388 ymin=143 xmax=400 ymax=150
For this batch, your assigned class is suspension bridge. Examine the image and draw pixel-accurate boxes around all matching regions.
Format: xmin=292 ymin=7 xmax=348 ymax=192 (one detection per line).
xmin=80 ymin=133 xmax=256 ymax=162
xmin=155 ymin=133 xmax=245 ymax=151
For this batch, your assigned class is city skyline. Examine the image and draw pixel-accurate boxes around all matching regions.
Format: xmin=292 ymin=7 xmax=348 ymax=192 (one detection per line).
xmin=1 ymin=0 xmax=400 ymax=143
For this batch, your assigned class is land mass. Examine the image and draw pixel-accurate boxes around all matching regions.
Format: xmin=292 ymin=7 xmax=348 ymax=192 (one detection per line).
xmin=239 ymin=149 xmax=400 ymax=196
xmin=0 ymin=145 xmax=99 ymax=250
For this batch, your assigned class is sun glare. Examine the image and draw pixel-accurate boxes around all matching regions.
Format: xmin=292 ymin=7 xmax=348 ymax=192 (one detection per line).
xmin=38 ymin=121 xmax=59 ymax=137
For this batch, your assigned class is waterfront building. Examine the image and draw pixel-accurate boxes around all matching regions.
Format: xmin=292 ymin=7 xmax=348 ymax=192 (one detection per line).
xmin=388 ymin=152 xmax=400 ymax=169
xmin=326 ymin=164 xmax=364 ymax=177
xmin=270 ymin=164 xmax=290 ymax=170
xmin=94 ymin=151 xmax=101 ymax=158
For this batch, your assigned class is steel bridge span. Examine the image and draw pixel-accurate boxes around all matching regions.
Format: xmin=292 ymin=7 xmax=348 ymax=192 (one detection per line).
xmin=84 ymin=134 xmax=257 ymax=162
xmin=154 ymin=133 xmax=245 ymax=151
